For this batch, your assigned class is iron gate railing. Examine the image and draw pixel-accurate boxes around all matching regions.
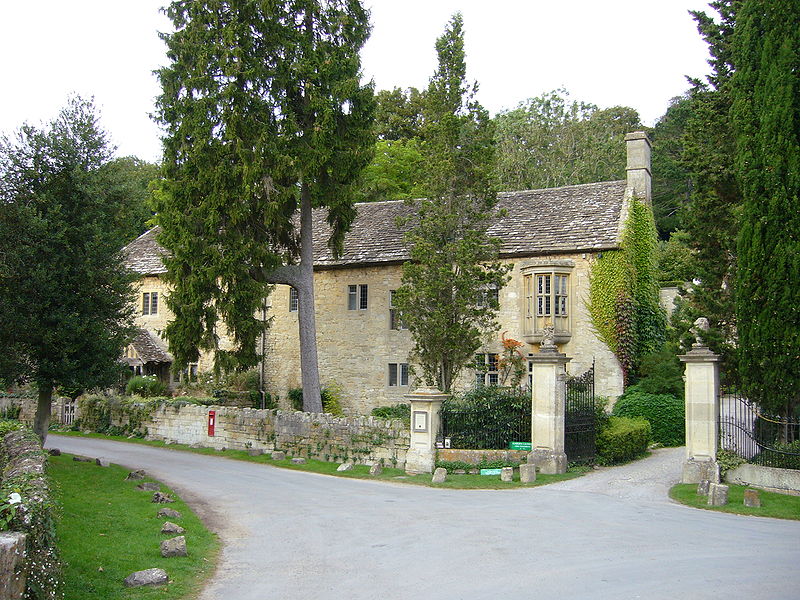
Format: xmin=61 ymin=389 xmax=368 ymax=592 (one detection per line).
xmin=439 ymin=390 xmax=530 ymax=450
xmin=565 ymin=366 xmax=597 ymax=465
xmin=719 ymin=389 xmax=800 ymax=470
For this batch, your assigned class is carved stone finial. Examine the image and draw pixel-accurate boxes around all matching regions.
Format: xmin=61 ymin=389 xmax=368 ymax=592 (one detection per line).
xmin=540 ymin=322 xmax=557 ymax=352
xmin=690 ymin=317 xmax=710 ymax=347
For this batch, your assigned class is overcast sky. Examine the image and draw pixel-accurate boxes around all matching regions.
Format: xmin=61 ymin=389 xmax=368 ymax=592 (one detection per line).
xmin=1 ymin=1 xmax=715 ymax=164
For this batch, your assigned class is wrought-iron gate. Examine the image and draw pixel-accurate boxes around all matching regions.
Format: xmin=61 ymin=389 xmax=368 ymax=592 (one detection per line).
xmin=565 ymin=366 xmax=597 ymax=465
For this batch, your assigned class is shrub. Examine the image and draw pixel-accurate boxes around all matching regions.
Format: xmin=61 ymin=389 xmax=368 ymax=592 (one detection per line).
xmin=631 ymin=344 xmax=684 ymax=399
xmin=125 ymin=375 xmax=167 ymax=398
xmin=288 ymin=388 xmax=304 ymax=411
xmin=372 ymin=404 xmax=411 ymax=423
xmin=223 ymin=369 xmax=261 ymax=392
xmin=442 ymin=387 xmax=529 ymax=450
xmin=612 ymin=389 xmax=684 ymax=446
xmin=0 ymin=420 xmax=23 ymax=437
xmin=0 ymin=404 xmax=21 ymax=420
xmin=288 ymin=386 xmax=344 ymax=415
xmin=596 ymin=416 xmax=651 ymax=464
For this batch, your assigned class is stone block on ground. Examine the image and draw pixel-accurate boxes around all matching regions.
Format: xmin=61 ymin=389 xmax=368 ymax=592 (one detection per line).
xmin=519 ymin=464 xmax=537 ymax=483
xmin=124 ymin=568 xmax=169 ymax=588
xmin=271 ymin=451 xmax=286 ymax=460
xmin=743 ymin=488 xmax=761 ymax=508
xmin=432 ymin=467 xmax=447 ymax=484
xmin=291 ymin=458 xmax=306 ymax=465
xmin=160 ymin=536 xmax=187 ymax=558
xmin=369 ymin=464 xmax=382 ymax=476
xmin=468 ymin=469 xmax=479 ymax=475
xmin=48 ymin=448 xmax=61 ymax=456
xmin=72 ymin=455 xmax=93 ymax=463
xmin=137 ymin=482 xmax=160 ymax=492
xmin=247 ymin=448 xmax=263 ymax=456
xmin=500 ymin=467 xmax=513 ymax=482
xmin=0 ymin=532 xmax=27 ymax=599
xmin=95 ymin=458 xmax=110 ymax=467
xmin=152 ymin=492 xmax=174 ymax=504
xmin=697 ymin=479 xmax=710 ymax=496
xmin=707 ymin=483 xmax=729 ymax=506
xmin=336 ymin=462 xmax=353 ymax=472
xmin=161 ymin=522 xmax=185 ymax=535
xmin=126 ymin=470 xmax=146 ymax=480
xmin=158 ymin=508 xmax=182 ymax=519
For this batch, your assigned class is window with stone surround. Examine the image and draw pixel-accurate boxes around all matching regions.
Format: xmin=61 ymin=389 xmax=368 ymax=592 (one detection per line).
xmin=348 ymin=284 xmax=368 ymax=310
xmin=521 ymin=260 xmax=574 ymax=343
xmin=289 ymin=287 xmax=298 ymax=312
xmin=389 ymin=290 xmax=406 ymax=330
xmin=142 ymin=291 xmax=158 ymax=315
xmin=388 ymin=362 xmax=409 ymax=387
xmin=474 ymin=353 xmax=499 ymax=386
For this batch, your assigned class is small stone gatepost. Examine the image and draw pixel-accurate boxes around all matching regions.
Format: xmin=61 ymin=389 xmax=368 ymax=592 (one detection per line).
xmin=404 ymin=387 xmax=448 ymax=474
xmin=528 ymin=338 xmax=571 ymax=474
xmin=679 ymin=317 xmax=721 ymax=483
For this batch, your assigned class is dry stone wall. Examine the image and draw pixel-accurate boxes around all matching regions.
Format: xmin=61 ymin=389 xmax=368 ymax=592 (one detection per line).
xmin=139 ymin=404 xmax=410 ymax=468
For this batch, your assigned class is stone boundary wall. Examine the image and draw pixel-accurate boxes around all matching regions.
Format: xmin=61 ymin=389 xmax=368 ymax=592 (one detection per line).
xmin=726 ymin=463 xmax=800 ymax=494
xmin=124 ymin=404 xmax=411 ymax=469
xmin=437 ymin=449 xmax=529 ymax=466
xmin=0 ymin=395 xmax=73 ymax=427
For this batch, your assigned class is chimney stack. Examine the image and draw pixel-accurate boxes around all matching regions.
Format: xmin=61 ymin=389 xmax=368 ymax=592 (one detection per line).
xmin=624 ymin=131 xmax=652 ymax=204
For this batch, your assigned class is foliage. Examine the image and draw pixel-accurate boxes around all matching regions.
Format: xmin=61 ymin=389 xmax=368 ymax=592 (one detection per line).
xmin=731 ymin=0 xmax=800 ymax=417
xmin=393 ymin=13 xmax=510 ymax=392
xmin=0 ymin=419 xmax=23 ymax=437
xmin=102 ymin=156 xmax=160 ymax=245
xmin=0 ymin=428 xmax=62 ymax=599
xmin=50 ymin=453 xmax=219 ymax=599
xmin=497 ymin=333 xmax=526 ymax=387
xmin=0 ymin=96 xmax=136 ymax=440
xmin=77 ymin=394 xmax=159 ymax=436
xmin=125 ymin=375 xmax=167 ymax=398
xmin=371 ymin=403 xmax=410 ymax=423
xmin=596 ymin=416 xmax=651 ymax=465
xmin=0 ymin=403 xmax=21 ymax=421
xmin=612 ymin=390 xmax=684 ymax=446
xmin=355 ymin=138 xmax=426 ymax=203
xmin=442 ymin=386 xmax=528 ymax=450
xmin=155 ymin=0 xmax=375 ymax=413
xmin=494 ymin=89 xmax=640 ymax=192
xmin=632 ymin=344 xmax=685 ymax=399
xmin=374 ymin=87 xmax=426 ymax=141
xmin=288 ymin=388 xmax=304 ymax=412
xmin=287 ymin=385 xmax=343 ymax=415
xmin=589 ymin=198 xmax=666 ymax=383
xmin=657 ymin=230 xmax=696 ymax=285
xmin=716 ymin=448 xmax=747 ymax=477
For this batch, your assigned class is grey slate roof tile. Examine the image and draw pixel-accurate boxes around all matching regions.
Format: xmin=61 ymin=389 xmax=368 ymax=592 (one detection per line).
xmin=130 ymin=328 xmax=173 ymax=364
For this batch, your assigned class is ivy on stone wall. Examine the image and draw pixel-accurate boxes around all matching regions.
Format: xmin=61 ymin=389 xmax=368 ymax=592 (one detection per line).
xmin=589 ymin=198 xmax=665 ymax=383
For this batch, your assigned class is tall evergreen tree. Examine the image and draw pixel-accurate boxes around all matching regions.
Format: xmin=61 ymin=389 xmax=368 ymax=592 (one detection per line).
xmin=393 ymin=13 xmax=509 ymax=392
xmin=155 ymin=0 xmax=374 ymax=411
xmin=731 ymin=0 xmax=800 ymax=416
xmin=0 ymin=97 xmax=136 ymax=440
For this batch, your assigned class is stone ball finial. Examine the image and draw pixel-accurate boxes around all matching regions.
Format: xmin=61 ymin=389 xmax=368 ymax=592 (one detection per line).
xmin=540 ymin=322 xmax=557 ymax=352
xmin=690 ymin=317 xmax=710 ymax=347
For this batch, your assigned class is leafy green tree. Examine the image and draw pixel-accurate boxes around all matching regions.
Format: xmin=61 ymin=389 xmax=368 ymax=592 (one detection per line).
xmin=731 ymin=0 xmax=800 ymax=416
xmin=355 ymin=138 xmax=426 ymax=203
xmin=374 ymin=87 xmax=425 ymax=141
xmin=155 ymin=0 xmax=374 ymax=412
xmin=393 ymin=13 xmax=509 ymax=392
xmin=103 ymin=156 xmax=160 ymax=245
xmin=0 ymin=97 xmax=136 ymax=440
xmin=494 ymin=89 xmax=640 ymax=191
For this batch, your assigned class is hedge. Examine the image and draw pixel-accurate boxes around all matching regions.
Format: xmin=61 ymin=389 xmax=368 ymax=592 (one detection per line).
xmin=612 ymin=390 xmax=684 ymax=446
xmin=596 ymin=416 xmax=651 ymax=464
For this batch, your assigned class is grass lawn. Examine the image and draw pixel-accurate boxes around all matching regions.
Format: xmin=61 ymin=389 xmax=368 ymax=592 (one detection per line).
xmin=670 ymin=483 xmax=800 ymax=521
xmin=49 ymin=453 xmax=220 ymax=599
xmin=52 ymin=431 xmax=584 ymax=489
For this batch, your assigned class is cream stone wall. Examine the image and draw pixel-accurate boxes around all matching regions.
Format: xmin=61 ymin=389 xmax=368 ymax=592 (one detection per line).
xmin=263 ymin=252 xmax=624 ymax=415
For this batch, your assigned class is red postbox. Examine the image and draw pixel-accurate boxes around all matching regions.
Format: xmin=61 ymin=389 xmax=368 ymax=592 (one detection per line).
xmin=208 ymin=410 xmax=216 ymax=437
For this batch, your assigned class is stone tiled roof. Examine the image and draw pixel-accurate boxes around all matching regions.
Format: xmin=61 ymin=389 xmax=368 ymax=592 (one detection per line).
xmin=124 ymin=180 xmax=625 ymax=272
xmin=124 ymin=228 xmax=168 ymax=275
xmin=130 ymin=328 xmax=173 ymax=364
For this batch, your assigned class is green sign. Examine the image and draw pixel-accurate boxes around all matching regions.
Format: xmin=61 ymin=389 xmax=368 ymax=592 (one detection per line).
xmin=479 ymin=468 xmax=503 ymax=476
xmin=508 ymin=441 xmax=532 ymax=451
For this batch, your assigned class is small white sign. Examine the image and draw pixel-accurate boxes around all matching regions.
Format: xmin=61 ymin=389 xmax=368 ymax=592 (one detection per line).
xmin=413 ymin=411 xmax=428 ymax=432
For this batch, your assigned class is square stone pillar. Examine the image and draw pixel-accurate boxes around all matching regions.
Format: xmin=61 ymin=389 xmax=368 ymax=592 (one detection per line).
xmin=679 ymin=344 xmax=721 ymax=483
xmin=404 ymin=387 xmax=448 ymax=474
xmin=527 ymin=348 xmax=571 ymax=474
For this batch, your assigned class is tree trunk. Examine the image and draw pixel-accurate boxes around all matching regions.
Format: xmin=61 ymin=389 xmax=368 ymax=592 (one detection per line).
xmin=34 ymin=384 xmax=53 ymax=443
xmin=297 ymin=183 xmax=323 ymax=412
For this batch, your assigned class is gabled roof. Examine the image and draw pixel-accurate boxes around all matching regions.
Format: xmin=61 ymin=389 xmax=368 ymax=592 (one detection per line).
xmin=129 ymin=328 xmax=173 ymax=364
xmin=124 ymin=180 xmax=625 ymax=273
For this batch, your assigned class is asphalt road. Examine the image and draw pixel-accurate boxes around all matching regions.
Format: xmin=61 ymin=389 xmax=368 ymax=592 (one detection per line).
xmin=47 ymin=436 xmax=800 ymax=600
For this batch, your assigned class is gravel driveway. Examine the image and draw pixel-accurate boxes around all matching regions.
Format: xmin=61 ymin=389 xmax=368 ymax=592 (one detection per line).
xmin=47 ymin=436 xmax=800 ymax=600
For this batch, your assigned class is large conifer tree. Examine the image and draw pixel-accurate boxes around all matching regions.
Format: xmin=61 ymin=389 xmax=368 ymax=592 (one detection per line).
xmin=394 ymin=13 xmax=509 ymax=392
xmin=731 ymin=0 xmax=800 ymax=416
xmin=155 ymin=0 xmax=374 ymax=411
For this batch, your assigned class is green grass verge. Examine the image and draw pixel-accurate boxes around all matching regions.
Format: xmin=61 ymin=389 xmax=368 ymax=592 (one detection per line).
xmin=670 ymin=483 xmax=800 ymax=521
xmin=50 ymin=431 xmax=584 ymax=489
xmin=49 ymin=453 xmax=220 ymax=599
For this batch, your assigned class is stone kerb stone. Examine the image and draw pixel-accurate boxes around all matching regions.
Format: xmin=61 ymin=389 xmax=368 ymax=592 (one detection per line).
xmin=743 ymin=488 xmax=761 ymax=508
xmin=707 ymin=483 xmax=729 ymax=506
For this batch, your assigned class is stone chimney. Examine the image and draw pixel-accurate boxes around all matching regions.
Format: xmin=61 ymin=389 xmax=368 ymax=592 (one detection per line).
xmin=624 ymin=131 xmax=652 ymax=204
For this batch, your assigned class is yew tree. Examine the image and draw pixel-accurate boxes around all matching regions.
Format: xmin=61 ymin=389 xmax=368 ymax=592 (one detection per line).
xmin=155 ymin=0 xmax=374 ymax=411
xmin=393 ymin=13 xmax=509 ymax=392
xmin=0 ymin=97 xmax=136 ymax=440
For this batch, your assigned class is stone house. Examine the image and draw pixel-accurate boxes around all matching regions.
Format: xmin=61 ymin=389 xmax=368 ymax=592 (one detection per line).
xmin=124 ymin=132 xmax=654 ymax=414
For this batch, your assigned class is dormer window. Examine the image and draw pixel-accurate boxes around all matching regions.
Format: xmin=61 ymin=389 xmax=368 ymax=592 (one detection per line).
xmin=521 ymin=260 xmax=574 ymax=343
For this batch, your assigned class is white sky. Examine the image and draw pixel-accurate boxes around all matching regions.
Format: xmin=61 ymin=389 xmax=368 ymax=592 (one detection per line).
xmin=1 ymin=1 xmax=715 ymax=164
